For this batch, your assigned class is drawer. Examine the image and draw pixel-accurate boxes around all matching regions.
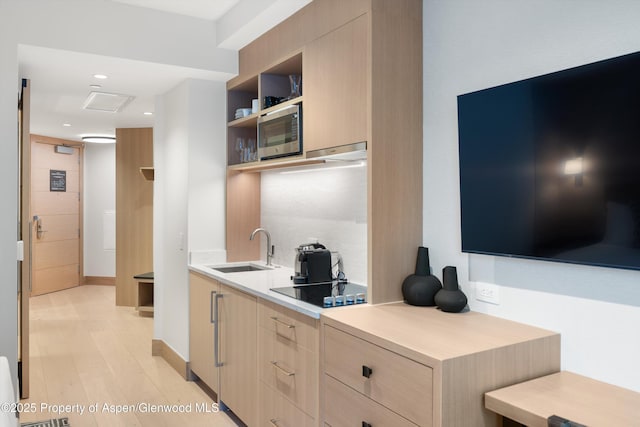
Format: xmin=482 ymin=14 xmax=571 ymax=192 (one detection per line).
xmin=323 ymin=374 xmax=419 ymax=427
xmin=324 ymin=325 xmax=432 ymax=426
xmin=259 ymin=298 xmax=319 ymax=351
xmin=259 ymin=327 xmax=318 ymax=416
xmin=259 ymin=381 xmax=316 ymax=427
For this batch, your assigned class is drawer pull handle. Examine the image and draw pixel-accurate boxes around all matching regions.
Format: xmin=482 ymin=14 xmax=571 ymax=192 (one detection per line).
xmin=269 ymin=419 xmax=279 ymax=427
xmin=271 ymin=361 xmax=295 ymax=376
xmin=362 ymin=422 xmax=372 ymax=427
xmin=270 ymin=316 xmax=295 ymax=329
xmin=362 ymin=365 xmax=373 ymax=378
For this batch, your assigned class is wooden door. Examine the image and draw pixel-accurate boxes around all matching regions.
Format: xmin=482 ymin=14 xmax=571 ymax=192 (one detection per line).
xmin=30 ymin=138 xmax=81 ymax=296
xmin=219 ymin=284 xmax=257 ymax=426
xmin=303 ymin=13 xmax=368 ymax=152
xmin=188 ymin=272 xmax=219 ymax=392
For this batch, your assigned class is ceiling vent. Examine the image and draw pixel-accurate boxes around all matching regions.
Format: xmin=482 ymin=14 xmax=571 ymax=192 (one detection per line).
xmin=83 ymin=91 xmax=135 ymax=113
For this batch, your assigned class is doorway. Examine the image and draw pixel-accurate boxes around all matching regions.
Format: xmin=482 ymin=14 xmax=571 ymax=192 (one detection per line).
xmin=30 ymin=136 xmax=82 ymax=296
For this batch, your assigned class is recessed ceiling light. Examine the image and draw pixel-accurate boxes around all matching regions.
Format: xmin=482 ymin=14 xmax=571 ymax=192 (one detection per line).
xmin=82 ymin=136 xmax=115 ymax=144
xmin=143 ymin=112 xmax=153 ymax=116
xmin=90 ymin=84 xmax=102 ymax=89
xmin=63 ymin=123 xmax=71 ymax=127
xmin=93 ymin=74 xmax=108 ymax=79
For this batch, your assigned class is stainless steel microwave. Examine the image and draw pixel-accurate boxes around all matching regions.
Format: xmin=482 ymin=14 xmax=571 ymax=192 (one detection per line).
xmin=257 ymin=104 xmax=302 ymax=160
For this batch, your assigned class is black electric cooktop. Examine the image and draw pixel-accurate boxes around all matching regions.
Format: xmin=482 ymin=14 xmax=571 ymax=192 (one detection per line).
xmin=270 ymin=281 xmax=367 ymax=308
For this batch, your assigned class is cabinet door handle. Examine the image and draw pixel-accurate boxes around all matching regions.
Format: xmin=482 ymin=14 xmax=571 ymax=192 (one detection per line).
xmin=271 ymin=361 xmax=295 ymax=376
xmin=269 ymin=419 xmax=279 ymax=427
xmin=270 ymin=316 xmax=295 ymax=329
xmin=214 ymin=292 xmax=224 ymax=367
xmin=362 ymin=365 xmax=373 ymax=378
xmin=210 ymin=291 xmax=215 ymax=324
xmin=362 ymin=422 xmax=372 ymax=427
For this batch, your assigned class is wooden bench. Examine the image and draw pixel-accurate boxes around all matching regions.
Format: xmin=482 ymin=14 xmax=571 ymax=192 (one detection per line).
xmin=133 ymin=272 xmax=154 ymax=317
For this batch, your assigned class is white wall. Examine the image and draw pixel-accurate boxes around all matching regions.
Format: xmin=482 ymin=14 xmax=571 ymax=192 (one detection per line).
xmin=261 ymin=164 xmax=368 ymax=284
xmin=423 ymin=0 xmax=640 ymax=391
xmin=154 ymin=79 xmax=227 ymax=360
xmin=187 ymin=80 xmax=227 ymax=259
xmin=83 ymin=143 xmax=116 ymax=277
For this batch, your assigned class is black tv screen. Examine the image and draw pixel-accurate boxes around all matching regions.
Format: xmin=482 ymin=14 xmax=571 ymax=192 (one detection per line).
xmin=457 ymin=51 xmax=640 ymax=271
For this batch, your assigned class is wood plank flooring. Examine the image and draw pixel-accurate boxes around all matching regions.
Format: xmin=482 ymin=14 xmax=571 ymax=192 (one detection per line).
xmin=20 ymin=285 xmax=238 ymax=426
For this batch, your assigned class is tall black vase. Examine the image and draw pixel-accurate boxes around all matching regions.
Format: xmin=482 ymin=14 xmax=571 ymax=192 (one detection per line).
xmin=401 ymin=247 xmax=442 ymax=306
xmin=434 ymin=266 xmax=468 ymax=313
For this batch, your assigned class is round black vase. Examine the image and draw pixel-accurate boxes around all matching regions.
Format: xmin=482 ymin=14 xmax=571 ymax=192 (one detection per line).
xmin=434 ymin=266 xmax=468 ymax=313
xmin=402 ymin=247 xmax=442 ymax=306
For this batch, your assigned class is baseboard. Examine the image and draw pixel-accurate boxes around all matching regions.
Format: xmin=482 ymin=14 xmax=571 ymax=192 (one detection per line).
xmin=152 ymin=339 xmax=190 ymax=380
xmin=83 ymin=276 xmax=116 ymax=286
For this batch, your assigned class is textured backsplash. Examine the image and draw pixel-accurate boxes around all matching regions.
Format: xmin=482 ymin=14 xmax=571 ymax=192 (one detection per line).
xmin=260 ymin=163 xmax=367 ymax=284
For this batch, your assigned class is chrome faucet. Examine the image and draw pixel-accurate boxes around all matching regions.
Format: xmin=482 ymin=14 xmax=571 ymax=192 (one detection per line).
xmin=250 ymin=227 xmax=274 ymax=266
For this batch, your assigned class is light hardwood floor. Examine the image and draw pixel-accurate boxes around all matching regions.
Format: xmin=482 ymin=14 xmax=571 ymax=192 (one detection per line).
xmin=20 ymin=285 xmax=238 ymax=427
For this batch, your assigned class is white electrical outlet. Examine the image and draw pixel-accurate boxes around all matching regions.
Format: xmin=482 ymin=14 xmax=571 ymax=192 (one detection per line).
xmin=474 ymin=281 xmax=500 ymax=305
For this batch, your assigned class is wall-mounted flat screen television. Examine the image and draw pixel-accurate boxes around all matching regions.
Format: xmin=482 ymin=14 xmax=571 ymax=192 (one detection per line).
xmin=457 ymin=51 xmax=640 ymax=271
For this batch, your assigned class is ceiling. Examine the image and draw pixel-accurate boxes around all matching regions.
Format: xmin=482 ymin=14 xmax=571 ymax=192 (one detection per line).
xmin=19 ymin=0 xmax=308 ymax=143
xmin=109 ymin=0 xmax=241 ymax=21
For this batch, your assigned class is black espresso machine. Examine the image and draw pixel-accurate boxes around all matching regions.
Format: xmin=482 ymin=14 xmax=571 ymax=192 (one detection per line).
xmin=291 ymin=242 xmax=333 ymax=284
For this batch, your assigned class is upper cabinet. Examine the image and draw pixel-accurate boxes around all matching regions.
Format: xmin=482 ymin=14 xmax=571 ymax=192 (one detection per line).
xmin=227 ymin=53 xmax=303 ymax=167
xmin=303 ymin=14 xmax=368 ymax=153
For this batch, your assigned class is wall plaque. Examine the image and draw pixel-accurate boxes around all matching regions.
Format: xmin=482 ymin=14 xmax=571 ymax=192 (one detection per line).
xmin=50 ymin=169 xmax=66 ymax=192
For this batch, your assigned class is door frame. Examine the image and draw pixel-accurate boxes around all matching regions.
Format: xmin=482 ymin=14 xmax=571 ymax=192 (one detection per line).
xmin=19 ymin=79 xmax=30 ymax=399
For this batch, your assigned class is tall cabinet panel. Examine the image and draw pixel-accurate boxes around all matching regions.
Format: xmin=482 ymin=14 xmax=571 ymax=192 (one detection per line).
xmin=303 ymin=14 xmax=369 ymax=152
xmin=219 ymin=283 xmax=258 ymax=427
xmin=115 ymin=127 xmax=153 ymax=307
xmin=188 ymin=272 xmax=219 ymax=393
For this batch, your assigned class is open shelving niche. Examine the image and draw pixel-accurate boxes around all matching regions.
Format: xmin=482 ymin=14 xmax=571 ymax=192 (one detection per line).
xmin=227 ymin=51 xmax=304 ymax=169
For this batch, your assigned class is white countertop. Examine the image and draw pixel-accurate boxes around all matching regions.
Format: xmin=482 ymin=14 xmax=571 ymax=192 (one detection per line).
xmin=189 ymin=262 xmax=341 ymax=318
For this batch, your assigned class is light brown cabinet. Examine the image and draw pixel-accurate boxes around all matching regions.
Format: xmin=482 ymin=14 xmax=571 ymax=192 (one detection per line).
xmin=257 ymin=299 xmax=320 ymax=426
xmin=188 ymin=272 xmax=258 ymax=426
xmin=219 ymin=282 xmax=258 ymax=427
xmin=115 ymin=127 xmax=153 ymax=307
xmin=324 ymin=325 xmax=432 ymax=426
xmin=303 ymin=14 xmax=368 ymax=153
xmin=324 ymin=375 xmax=418 ymax=427
xmin=321 ymin=303 xmax=561 ymax=427
xmin=189 ymin=272 xmax=219 ymax=391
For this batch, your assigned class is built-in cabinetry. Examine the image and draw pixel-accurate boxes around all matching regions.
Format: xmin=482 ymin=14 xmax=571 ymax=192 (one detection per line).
xmin=115 ymin=127 xmax=153 ymax=307
xmin=303 ymin=13 xmax=367 ymax=152
xmin=189 ymin=271 xmax=320 ymax=426
xmin=227 ymin=52 xmax=303 ymax=168
xmin=225 ymin=0 xmax=423 ymax=303
xmin=188 ymin=272 xmax=257 ymax=426
xmin=133 ymin=272 xmax=154 ymax=316
xmin=189 ymin=272 xmax=218 ymax=390
xmin=257 ymin=298 xmax=320 ymax=426
xmin=321 ymin=303 xmax=561 ymax=427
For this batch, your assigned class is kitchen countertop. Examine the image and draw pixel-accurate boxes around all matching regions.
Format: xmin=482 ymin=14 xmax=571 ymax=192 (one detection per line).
xmin=189 ymin=262 xmax=361 ymax=318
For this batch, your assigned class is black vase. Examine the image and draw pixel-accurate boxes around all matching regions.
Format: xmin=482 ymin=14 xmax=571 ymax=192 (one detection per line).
xmin=401 ymin=247 xmax=442 ymax=306
xmin=434 ymin=266 xmax=468 ymax=313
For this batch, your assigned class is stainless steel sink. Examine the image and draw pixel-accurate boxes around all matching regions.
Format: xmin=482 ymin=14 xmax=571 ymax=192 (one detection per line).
xmin=208 ymin=264 xmax=270 ymax=273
